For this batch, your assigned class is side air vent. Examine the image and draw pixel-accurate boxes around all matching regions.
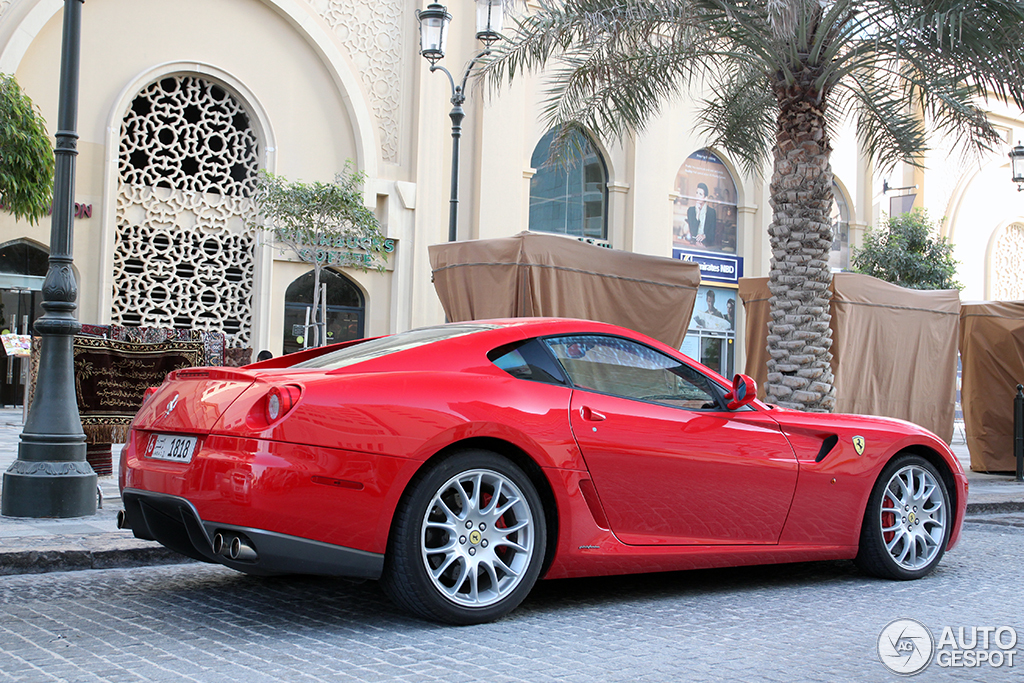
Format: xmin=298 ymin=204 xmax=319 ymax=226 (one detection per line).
xmin=815 ymin=435 xmax=840 ymax=463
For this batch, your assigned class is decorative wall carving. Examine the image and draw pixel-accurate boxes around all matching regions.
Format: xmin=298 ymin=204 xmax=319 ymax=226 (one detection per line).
xmin=0 ymin=2 xmax=10 ymax=20
xmin=119 ymin=76 xmax=259 ymax=197
xmin=311 ymin=0 xmax=406 ymax=164
xmin=991 ymin=222 xmax=1024 ymax=301
xmin=114 ymin=75 xmax=258 ymax=345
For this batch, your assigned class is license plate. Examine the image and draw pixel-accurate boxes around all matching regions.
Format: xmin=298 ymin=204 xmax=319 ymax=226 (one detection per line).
xmin=149 ymin=434 xmax=198 ymax=463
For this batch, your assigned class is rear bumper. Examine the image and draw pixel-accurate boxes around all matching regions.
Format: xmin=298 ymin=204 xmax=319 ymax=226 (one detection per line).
xmin=121 ymin=489 xmax=384 ymax=579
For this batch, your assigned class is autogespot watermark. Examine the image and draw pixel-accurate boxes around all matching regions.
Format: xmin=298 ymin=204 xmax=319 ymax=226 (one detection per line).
xmin=878 ymin=619 xmax=1019 ymax=675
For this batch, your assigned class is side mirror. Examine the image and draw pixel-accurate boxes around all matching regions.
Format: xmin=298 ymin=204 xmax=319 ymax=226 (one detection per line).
xmin=724 ymin=374 xmax=756 ymax=410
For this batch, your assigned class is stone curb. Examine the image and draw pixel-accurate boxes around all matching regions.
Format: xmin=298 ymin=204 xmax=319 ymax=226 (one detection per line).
xmin=965 ymin=500 xmax=1024 ymax=514
xmin=0 ymin=545 xmax=196 ymax=576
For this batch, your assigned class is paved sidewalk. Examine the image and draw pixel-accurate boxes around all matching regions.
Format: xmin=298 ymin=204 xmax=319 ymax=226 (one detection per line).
xmin=1 ymin=408 xmax=1023 ymax=577
xmin=0 ymin=409 xmax=190 ymax=575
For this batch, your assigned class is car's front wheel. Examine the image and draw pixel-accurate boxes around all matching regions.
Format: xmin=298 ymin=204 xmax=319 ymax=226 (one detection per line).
xmin=856 ymin=454 xmax=950 ymax=580
xmin=381 ymin=450 xmax=547 ymax=624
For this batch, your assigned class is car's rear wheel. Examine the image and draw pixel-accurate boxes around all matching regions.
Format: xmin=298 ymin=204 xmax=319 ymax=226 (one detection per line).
xmin=856 ymin=454 xmax=950 ymax=580
xmin=381 ymin=450 xmax=546 ymax=624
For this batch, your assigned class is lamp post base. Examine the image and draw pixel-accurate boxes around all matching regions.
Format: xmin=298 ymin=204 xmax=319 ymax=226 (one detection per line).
xmin=1 ymin=461 xmax=97 ymax=518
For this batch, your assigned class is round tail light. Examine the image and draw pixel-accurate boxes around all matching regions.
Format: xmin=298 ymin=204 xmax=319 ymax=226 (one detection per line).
xmin=267 ymin=392 xmax=282 ymax=421
xmin=264 ymin=385 xmax=301 ymax=424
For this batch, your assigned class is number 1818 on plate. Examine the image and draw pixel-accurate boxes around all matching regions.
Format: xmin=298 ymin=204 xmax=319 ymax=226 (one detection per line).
xmin=148 ymin=434 xmax=197 ymax=463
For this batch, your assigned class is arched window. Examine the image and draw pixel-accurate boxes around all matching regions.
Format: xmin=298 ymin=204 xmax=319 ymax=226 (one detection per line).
xmin=0 ymin=240 xmax=48 ymax=280
xmin=830 ymin=181 xmax=851 ymax=271
xmin=113 ymin=74 xmax=259 ymax=344
xmin=672 ymin=150 xmax=738 ymax=254
xmin=529 ymin=128 xmax=608 ymax=240
xmin=283 ymin=268 xmax=365 ymax=355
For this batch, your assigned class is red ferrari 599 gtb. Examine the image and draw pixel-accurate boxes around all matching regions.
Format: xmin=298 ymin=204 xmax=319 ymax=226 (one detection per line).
xmin=120 ymin=318 xmax=966 ymax=624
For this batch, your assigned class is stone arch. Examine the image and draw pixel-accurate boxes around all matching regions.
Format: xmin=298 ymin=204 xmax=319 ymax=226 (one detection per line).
xmin=108 ymin=71 xmax=264 ymax=344
xmin=97 ymin=62 xmax=277 ymax=336
xmin=0 ymin=0 xmax=378 ymax=175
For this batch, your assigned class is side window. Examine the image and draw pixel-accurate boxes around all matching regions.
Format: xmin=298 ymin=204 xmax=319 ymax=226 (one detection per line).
xmin=488 ymin=340 xmax=569 ymax=385
xmin=543 ymin=335 xmax=720 ymax=410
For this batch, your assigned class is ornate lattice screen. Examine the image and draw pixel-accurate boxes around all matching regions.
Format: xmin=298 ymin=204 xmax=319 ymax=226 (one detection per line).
xmin=113 ymin=75 xmax=259 ymax=344
xmin=991 ymin=222 xmax=1024 ymax=301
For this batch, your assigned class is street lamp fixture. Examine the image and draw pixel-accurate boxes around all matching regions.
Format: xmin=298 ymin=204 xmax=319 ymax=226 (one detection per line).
xmin=475 ymin=0 xmax=504 ymax=45
xmin=1010 ymin=141 xmax=1024 ymax=192
xmin=416 ymin=1 xmax=505 ymax=242
xmin=416 ymin=2 xmax=451 ymax=65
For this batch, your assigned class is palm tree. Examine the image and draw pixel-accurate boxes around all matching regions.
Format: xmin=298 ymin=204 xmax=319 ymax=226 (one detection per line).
xmin=481 ymin=0 xmax=1024 ymax=411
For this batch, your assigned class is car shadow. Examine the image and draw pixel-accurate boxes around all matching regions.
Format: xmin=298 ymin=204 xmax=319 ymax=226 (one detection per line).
xmin=519 ymin=559 xmax=864 ymax=616
xmin=143 ymin=557 xmax=867 ymax=631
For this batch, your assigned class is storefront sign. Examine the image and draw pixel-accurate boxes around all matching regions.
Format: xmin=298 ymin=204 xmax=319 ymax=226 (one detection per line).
xmin=274 ymin=229 xmax=395 ymax=268
xmin=673 ymin=249 xmax=743 ymax=284
xmin=0 ymin=202 xmax=92 ymax=218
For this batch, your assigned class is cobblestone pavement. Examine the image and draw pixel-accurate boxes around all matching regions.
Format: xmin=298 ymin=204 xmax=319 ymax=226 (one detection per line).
xmin=0 ymin=517 xmax=1021 ymax=683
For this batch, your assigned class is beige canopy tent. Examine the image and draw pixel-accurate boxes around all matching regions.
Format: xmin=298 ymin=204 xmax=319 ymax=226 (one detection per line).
xmin=429 ymin=232 xmax=701 ymax=348
xmin=739 ymin=273 xmax=960 ymax=442
xmin=959 ymin=301 xmax=1024 ymax=472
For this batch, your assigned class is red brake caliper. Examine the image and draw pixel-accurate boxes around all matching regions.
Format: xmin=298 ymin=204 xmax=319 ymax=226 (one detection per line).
xmin=882 ymin=495 xmax=896 ymax=543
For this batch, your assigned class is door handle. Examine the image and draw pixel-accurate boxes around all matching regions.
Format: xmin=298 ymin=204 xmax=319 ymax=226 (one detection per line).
xmin=580 ymin=406 xmax=606 ymax=421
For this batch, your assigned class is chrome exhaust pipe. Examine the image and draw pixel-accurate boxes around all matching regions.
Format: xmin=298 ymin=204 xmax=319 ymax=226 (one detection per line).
xmin=228 ymin=536 xmax=257 ymax=562
xmin=116 ymin=510 xmax=129 ymax=530
xmin=212 ymin=532 xmax=227 ymax=556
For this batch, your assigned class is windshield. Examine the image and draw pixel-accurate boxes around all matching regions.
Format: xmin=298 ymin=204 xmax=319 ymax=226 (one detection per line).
xmin=293 ymin=324 xmax=498 ymax=370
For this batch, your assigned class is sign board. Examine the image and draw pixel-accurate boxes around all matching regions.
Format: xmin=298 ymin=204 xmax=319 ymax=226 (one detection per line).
xmin=0 ymin=334 xmax=31 ymax=357
xmin=673 ymin=249 xmax=744 ymax=284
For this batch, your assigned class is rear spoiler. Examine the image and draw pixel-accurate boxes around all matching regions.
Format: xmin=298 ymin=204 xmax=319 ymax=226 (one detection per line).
xmin=245 ymin=336 xmax=382 ymax=369
xmin=168 ymin=367 xmax=258 ymax=382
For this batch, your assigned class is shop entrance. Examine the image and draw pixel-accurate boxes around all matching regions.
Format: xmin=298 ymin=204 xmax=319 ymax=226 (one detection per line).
xmin=282 ymin=268 xmax=365 ymax=355
xmin=0 ymin=241 xmax=48 ymax=407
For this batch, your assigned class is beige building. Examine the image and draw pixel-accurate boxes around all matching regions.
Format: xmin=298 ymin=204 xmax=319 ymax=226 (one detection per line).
xmin=1 ymin=0 xmax=1022 ymax=400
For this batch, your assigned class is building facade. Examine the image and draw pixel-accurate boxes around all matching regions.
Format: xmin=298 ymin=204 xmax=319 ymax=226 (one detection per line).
xmin=1 ymin=0 xmax=1022 ymax=394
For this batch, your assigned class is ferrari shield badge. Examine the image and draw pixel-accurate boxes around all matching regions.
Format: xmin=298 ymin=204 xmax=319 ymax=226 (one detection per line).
xmin=852 ymin=435 xmax=866 ymax=455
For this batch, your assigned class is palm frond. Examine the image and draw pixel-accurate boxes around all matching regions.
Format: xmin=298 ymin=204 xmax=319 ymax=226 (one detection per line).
xmin=694 ymin=66 xmax=777 ymax=177
xmin=835 ymin=67 xmax=928 ymax=172
xmin=482 ymin=0 xmax=743 ymax=153
xmin=891 ymin=0 xmax=1024 ymax=109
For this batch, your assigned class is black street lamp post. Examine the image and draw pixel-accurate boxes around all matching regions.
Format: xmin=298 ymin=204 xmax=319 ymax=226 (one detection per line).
xmin=1 ymin=0 xmax=95 ymax=518
xmin=417 ymin=1 xmax=504 ymax=242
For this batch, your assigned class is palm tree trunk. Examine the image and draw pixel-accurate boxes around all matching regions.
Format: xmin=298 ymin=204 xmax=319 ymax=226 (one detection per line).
xmin=765 ymin=66 xmax=836 ymax=412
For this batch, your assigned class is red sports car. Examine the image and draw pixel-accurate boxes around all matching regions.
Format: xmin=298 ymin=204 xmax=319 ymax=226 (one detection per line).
xmin=119 ymin=318 xmax=966 ymax=624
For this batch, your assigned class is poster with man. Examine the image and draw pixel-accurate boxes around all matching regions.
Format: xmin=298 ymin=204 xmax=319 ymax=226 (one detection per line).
xmin=672 ymin=150 xmax=739 ymax=253
xmin=690 ymin=287 xmax=737 ymax=333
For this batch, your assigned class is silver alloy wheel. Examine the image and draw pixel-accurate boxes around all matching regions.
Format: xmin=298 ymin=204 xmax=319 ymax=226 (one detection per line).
xmin=420 ymin=468 xmax=535 ymax=608
xmin=878 ymin=464 xmax=947 ymax=571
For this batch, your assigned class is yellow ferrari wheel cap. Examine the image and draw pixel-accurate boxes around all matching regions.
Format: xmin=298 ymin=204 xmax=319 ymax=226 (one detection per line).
xmin=469 ymin=530 xmax=482 ymax=545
